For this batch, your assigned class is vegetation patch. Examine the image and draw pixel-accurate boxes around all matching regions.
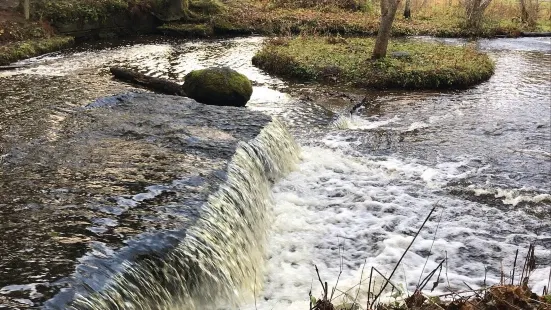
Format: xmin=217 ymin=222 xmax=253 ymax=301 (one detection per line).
xmin=31 ymin=0 xmax=132 ymax=24
xmin=158 ymin=23 xmax=214 ymax=37
xmin=0 ymin=36 xmax=73 ymax=65
xmin=220 ymin=0 xmax=551 ymax=37
xmin=0 ymin=20 xmax=54 ymax=43
xmin=252 ymin=36 xmax=495 ymax=89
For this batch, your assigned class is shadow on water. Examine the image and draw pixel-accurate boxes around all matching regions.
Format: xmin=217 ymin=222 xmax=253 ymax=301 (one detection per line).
xmin=0 ymin=36 xmax=549 ymax=308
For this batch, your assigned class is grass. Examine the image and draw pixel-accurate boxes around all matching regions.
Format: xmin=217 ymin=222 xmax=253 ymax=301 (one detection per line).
xmin=252 ymin=36 xmax=495 ymax=89
xmin=0 ymin=36 xmax=74 ymax=65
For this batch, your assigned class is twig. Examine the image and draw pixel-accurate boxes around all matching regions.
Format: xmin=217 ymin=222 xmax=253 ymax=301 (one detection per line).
xmin=416 ymin=206 xmax=444 ymax=289
xmin=444 ymin=251 xmax=453 ymax=297
xmin=352 ymin=258 xmax=367 ymax=308
xmin=546 ymin=267 xmax=551 ymax=296
xmin=367 ymin=267 xmax=373 ymax=309
xmin=315 ymin=265 xmax=325 ymax=297
xmin=462 ymin=281 xmax=482 ymax=300
xmin=330 ymin=238 xmax=344 ymax=301
xmin=372 ymin=205 xmax=437 ymax=305
xmin=418 ymin=259 xmax=445 ymax=292
xmin=309 ymin=278 xmax=313 ymax=310
xmin=500 ymin=260 xmax=505 ymax=285
xmin=372 ymin=267 xmax=401 ymax=293
xmin=483 ymin=266 xmax=487 ymax=289
xmin=511 ymin=248 xmax=519 ymax=286
xmin=436 ymin=287 xmax=488 ymax=297
xmin=402 ymin=266 xmax=410 ymax=298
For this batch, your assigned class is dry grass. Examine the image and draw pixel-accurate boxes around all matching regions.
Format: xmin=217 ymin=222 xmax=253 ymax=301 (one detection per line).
xmin=218 ymin=0 xmax=551 ymax=36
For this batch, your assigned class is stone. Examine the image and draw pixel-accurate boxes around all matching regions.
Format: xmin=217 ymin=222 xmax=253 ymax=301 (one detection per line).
xmin=182 ymin=67 xmax=253 ymax=107
xmin=390 ymin=51 xmax=411 ymax=59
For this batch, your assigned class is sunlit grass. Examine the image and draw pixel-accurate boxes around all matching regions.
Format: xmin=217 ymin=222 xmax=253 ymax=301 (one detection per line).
xmin=252 ymin=36 xmax=495 ymax=89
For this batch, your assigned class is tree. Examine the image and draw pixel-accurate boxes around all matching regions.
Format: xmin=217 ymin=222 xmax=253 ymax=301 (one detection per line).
xmin=22 ymin=0 xmax=30 ymax=20
xmin=404 ymin=0 xmax=411 ymax=19
xmin=153 ymin=0 xmax=195 ymax=22
xmin=464 ymin=0 xmax=492 ymax=30
xmin=519 ymin=0 xmax=539 ymax=28
xmin=372 ymin=0 xmax=402 ymax=59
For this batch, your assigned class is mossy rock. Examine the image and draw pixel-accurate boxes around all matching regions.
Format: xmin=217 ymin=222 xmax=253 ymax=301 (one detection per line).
xmin=183 ymin=67 xmax=253 ymax=107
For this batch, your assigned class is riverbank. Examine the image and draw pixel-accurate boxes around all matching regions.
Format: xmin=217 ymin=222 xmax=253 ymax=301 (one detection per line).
xmin=219 ymin=0 xmax=551 ymax=36
xmin=1 ymin=0 xmax=550 ymax=65
xmin=0 ymin=35 xmax=73 ymax=66
xmin=252 ymin=37 xmax=495 ymax=89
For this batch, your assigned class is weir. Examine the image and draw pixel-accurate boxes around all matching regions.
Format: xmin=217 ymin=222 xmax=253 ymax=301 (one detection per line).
xmin=67 ymin=104 xmax=301 ymax=309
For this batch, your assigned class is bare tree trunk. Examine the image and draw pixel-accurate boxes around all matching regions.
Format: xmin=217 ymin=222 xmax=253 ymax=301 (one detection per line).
xmin=464 ymin=0 xmax=492 ymax=30
xmin=519 ymin=0 xmax=539 ymax=27
xmin=23 ymin=0 xmax=30 ymax=20
xmin=153 ymin=0 xmax=195 ymax=22
xmin=372 ymin=0 xmax=401 ymax=59
xmin=404 ymin=0 xmax=411 ymax=19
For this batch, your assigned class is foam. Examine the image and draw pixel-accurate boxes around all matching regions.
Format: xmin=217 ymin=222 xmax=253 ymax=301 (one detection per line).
xmin=333 ymin=115 xmax=400 ymax=130
xmin=471 ymin=186 xmax=551 ymax=206
xmin=244 ymin=145 xmax=551 ymax=309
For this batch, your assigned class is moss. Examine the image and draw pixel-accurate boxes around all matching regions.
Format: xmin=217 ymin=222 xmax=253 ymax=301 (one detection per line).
xmin=158 ymin=23 xmax=214 ymax=37
xmin=182 ymin=67 xmax=253 ymax=106
xmin=189 ymin=0 xmax=224 ymax=15
xmin=0 ymin=36 xmax=74 ymax=66
xmin=32 ymin=0 xmax=130 ymax=24
xmin=252 ymin=37 xmax=495 ymax=89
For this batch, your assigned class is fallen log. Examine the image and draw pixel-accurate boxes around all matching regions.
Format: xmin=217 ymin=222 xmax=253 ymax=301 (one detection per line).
xmin=0 ymin=64 xmax=28 ymax=71
xmin=520 ymin=32 xmax=551 ymax=37
xmin=109 ymin=67 xmax=186 ymax=96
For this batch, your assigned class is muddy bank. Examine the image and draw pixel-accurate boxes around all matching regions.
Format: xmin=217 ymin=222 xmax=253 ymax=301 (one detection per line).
xmin=0 ymin=92 xmax=273 ymax=308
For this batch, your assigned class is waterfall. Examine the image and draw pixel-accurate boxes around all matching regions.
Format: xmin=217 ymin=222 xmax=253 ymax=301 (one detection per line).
xmin=71 ymin=118 xmax=300 ymax=310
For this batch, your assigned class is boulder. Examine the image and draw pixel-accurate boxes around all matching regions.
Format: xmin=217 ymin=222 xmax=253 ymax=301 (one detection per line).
xmin=182 ymin=67 xmax=253 ymax=107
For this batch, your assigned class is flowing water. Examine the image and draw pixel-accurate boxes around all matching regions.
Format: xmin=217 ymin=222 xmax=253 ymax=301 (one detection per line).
xmin=0 ymin=36 xmax=550 ymax=309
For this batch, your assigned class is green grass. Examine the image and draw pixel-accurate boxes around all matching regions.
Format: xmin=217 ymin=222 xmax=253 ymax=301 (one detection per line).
xmin=0 ymin=36 xmax=74 ymax=65
xmin=252 ymin=36 xmax=495 ymax=89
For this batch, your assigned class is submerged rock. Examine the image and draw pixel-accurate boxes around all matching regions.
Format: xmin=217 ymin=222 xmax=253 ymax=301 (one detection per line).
xmin=182 ymin=67 xmax=253 ymax=107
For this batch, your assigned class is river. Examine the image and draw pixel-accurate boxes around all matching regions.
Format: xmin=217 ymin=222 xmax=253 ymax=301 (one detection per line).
xmin=0 ymin=36 xmax=549 ymax=309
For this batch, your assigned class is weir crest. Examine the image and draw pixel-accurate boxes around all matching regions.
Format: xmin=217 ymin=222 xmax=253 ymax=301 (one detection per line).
xmin=71 ymin=118 xmax=300 ymax=310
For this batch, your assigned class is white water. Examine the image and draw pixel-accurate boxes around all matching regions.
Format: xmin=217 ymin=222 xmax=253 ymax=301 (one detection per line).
xmin=70 ymin=119 xmax=300 ymax=310
xmin=244 ymin=122 xmax=550 ymax=309
xmin=4 ymin=36 xmax=548 ymax=309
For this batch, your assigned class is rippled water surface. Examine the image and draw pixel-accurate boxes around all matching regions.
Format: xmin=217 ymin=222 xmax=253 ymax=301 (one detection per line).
xmin=0 ymin=36 xmax=550 ymax=309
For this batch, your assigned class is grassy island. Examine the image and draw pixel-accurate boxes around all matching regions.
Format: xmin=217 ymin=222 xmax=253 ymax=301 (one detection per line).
xmin=252 ymin=37 xmax=495 ymax=89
